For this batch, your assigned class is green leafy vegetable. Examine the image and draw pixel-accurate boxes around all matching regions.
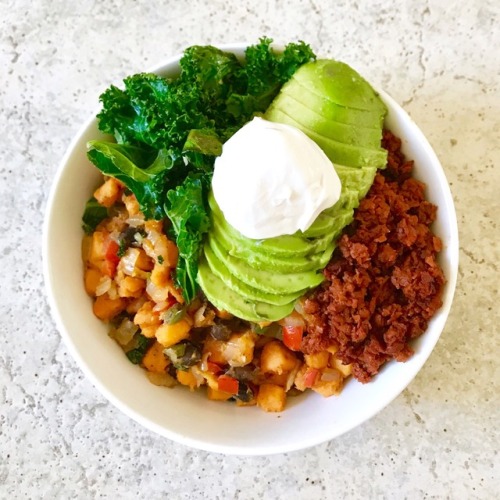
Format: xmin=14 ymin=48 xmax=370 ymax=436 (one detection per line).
xmin=82 ymin=197 xmax=108 ymax=234
xmin=162 ymin=303 xmax=187 ymax=325
xmin=165 ymin=174 xmax=211 ymax=301
xmin=87 ymin=141 xmax=176 ymax=219
xmin=87 ymin=38 xmax=316 ymax=302
xmin=126 ymin=333 xmax=153 ymax=365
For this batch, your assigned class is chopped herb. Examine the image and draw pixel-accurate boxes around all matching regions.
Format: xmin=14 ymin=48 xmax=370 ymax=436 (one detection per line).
xmin=164 ymin=341 xmax=201 ymax=371
xmin=125 ymin=333 xmax=153 ymax=364
xmin=162 ymin=303 xmax=186 ymax=324
xmin=157 ymin=255 xmax=164 ymax=264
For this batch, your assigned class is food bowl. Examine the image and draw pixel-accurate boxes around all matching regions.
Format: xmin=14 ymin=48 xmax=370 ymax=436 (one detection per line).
xmin=43 ymin=44 xmax=458 ymax=455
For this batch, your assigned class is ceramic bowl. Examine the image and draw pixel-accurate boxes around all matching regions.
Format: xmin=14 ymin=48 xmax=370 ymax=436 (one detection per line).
xmin=43 ymin=44 xmax=459 ymax=455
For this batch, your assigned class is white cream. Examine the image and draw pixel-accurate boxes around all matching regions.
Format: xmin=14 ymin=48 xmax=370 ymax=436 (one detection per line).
xmin=211 ymin=117 xmax=342 ymax=239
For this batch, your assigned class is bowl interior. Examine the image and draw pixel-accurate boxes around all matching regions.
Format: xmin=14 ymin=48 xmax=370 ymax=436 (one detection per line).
xmin=43 ymin=47 xmax=459 ymax=455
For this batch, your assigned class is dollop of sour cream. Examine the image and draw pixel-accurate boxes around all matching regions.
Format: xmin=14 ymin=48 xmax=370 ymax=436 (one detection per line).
xmin=212 ymin=117 xmax=342 ymax=239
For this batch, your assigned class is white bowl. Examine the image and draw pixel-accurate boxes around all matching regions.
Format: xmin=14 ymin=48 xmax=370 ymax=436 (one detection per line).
xmin=43 ymin=44 xmax=459 ymax=455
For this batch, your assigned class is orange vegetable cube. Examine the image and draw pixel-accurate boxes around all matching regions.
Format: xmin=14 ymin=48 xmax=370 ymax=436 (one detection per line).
xmin=92 ymin=294 xmax=126 ymax=321
xmin=142 ymin=341 xmax=168 ymax=373
xmin=207 ymin=386 xmax=232 ymax=401
xmin=256 ymin=384 xmax=286 ymax=412
xmin=93 ymin=177 xmax=122 ymax=207
xmin=118 ymin=275 xmax=145 ymax=298
xmin=84 ymin=267 xmax=103 ymax=296
xmin=155 ymin=318 xmax=191 ymax=347
xmin=177 ymin=369 xmax=199 ymax=390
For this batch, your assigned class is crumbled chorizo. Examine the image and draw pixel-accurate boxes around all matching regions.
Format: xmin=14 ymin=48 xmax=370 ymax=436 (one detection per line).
xmin=302 ymin=131 xmax=445 ymax=383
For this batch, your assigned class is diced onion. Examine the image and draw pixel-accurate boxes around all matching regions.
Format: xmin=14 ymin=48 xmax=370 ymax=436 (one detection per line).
xmin=110 ymin=318 xmax=138 ymax=346
xmin=95 ymin=276 xmax=111 ymax=296
xmin=120 ymin=248 xmax=139 ymax=276
xmin=146 ymin=280 xmax=169 ymax=303
xmin=320 ymin=370 xmax=341 ymax=382
xmin=280 ymin=310 xmax=305 ymax=329
xmin=126 ymin=214 xmax=145 ymax=227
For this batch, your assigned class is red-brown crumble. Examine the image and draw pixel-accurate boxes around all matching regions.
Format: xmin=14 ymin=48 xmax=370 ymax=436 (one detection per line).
xmin=302 ymin=130 xmax=445 ymax=383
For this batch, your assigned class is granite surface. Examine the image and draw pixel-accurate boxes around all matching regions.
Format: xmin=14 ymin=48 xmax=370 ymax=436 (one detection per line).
xmin=1 ymin=0 xmax=499 ymax=498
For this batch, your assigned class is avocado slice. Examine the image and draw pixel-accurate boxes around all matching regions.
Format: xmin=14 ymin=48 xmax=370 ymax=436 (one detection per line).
xmin=211 ymin=218 xmax=335 ymax=272
xmin=268 ymin=93 xmax=383 ymax=149
xmin=334 ymin=164 xmax=379 ymax=199
xmin=197 ymin=257 xmax=296 ymax=322
xmin=208 ymin=191 xmax=332 ymax=257
xmin=265 ymin=106 xmax=387 ymax=168
xmin=204 ymin=242 xmax=307 ymax=305
xmin=207 ymin=233 xmax=325 ymax=295
xmin=281 ymin=81 xmax=384 ymax=128
xmin=290 ymin=60 xmax=387 ymax=113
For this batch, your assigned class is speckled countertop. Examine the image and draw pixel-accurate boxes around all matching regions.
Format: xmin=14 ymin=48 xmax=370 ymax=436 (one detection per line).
xmin=1 ymin=0 xmax=498 ymax=498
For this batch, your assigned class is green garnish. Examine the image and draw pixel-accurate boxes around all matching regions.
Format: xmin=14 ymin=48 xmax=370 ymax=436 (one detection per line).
xmin=125 ymin=333 xmax=153 ymax=364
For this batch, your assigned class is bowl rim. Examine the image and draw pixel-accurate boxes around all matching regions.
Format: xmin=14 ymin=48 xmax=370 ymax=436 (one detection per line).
xmin=42 ymin=44 xmax=459 ymax=455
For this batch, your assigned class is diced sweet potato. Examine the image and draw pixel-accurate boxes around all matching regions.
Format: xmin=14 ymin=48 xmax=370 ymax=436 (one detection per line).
xmin=134 ymin=301 xmax=161 ymax=329
xmin=207 ymin=386 xmax=232 ymax=401
xmin=117 ymin=275 xmax=145 ymax=298
xmin=311 ymin=368 xmax=343 ymax=397
xmin=89 ymin=231 xmax=108 ymax=263
xmin=84 ymin=267 xmax=103 ymax=296
xmin=304 ymin=351 xmax=330 ymax=369
xmin=93 ymin=177 xmax=122 ymax=207
xmin=260 ymin=340 xmax=299 ymax=375
xmin=150 ymin=263 xmax=170 ymax=288
xmin=142 ymin=341 xmax=168 ymax=373
xmin=155 ymin=318 xmax=191 ymax=347
xmin=177 ymin=369 xmax=199 ymax=390
xmin=122 ymin=193 xmax=140 ymax=216
xmin=92 ymin=294 xmax=126 ymax=321
xmin=256 ymin=384 xmax=286 ymax=412
xmin=203 ymin=332 xmax=256 ymax=368
xmin=331 ymin=357 xmax=353 ymax=377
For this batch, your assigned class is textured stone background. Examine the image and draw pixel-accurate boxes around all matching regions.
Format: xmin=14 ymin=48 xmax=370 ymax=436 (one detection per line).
xmin=1 ymin=0 xmax=498 ymax=498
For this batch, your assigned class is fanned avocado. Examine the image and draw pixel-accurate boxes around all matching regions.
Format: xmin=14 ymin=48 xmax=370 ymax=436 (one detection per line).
xmin=207 ymin=233 xmax=325 ymax=294
xmin=197 ymin=257 xmax=296 ymax=322
xmin=197 ymin=58 xmax=388 ymax=323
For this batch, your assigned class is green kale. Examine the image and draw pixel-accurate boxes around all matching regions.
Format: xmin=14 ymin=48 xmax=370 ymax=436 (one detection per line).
xmin=86 ymin=141 xmax=177 ymax=219
xmin=165 ymin=173 xmax=211 ymax=302
xmin=82 ymin=197 xmax=108 ymax=234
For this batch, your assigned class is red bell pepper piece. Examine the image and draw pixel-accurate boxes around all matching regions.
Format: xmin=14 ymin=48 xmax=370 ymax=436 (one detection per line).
xmin=282 ymin=325 xmax=304 ymax=351
xmin=207 ymin=362 xmax=223 ymax=375
xmin=217 ymin=374 xmax=239 ymax=395
xmin=304 ymin=368 xmax=319 ymax=388
xmin=102 ymin=239 xmax=120 ymax=277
